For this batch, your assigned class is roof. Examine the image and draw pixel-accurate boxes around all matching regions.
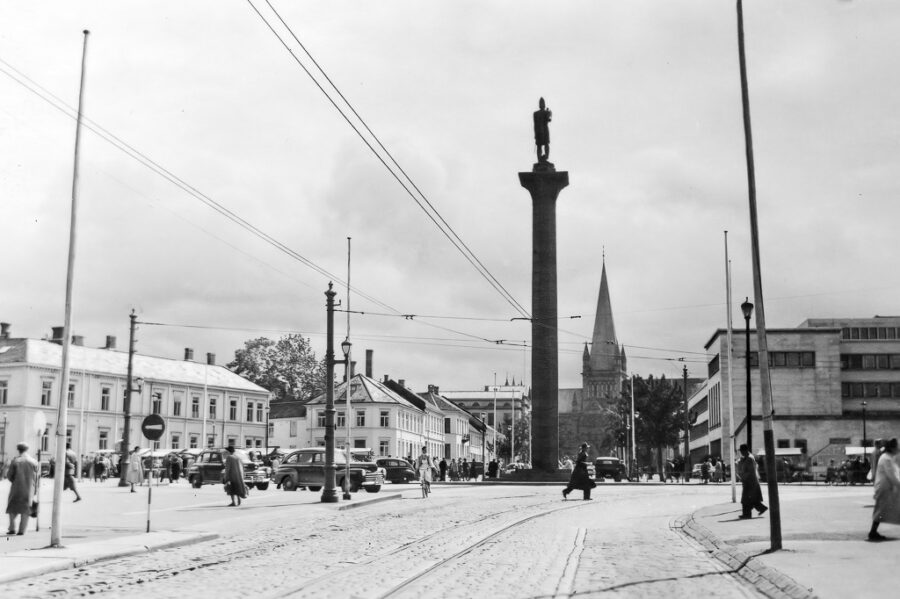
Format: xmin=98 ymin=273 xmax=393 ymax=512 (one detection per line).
xmin=269 ymin=401 xmax=308 ymax=419
xmin=703 ymin=327 xmax=838 ymax=351
xmin=0 ymin=338 xmax=268 ymax=394
xmin=305 ymin=374 xmax=421 ymax=410
xmin=589 ymin=261 xmax=619 ymax=372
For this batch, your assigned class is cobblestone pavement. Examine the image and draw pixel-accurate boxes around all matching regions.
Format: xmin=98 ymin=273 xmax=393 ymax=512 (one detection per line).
xmin=0 ymin=485 xmax=763 ymax=598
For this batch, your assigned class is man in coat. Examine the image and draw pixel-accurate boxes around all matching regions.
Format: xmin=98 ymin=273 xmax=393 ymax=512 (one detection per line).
xmin=6 ymin=442 xmax=39 ymax=535
xmin=563 ymin=442 xmax=596 ymax=500
xmin=63 ymin=443 xmax=82 ymax=502
xmin=737 ymin=444 xmax=767 ymax=519
xmin=223 ymin=446 xmax=248 ymax=507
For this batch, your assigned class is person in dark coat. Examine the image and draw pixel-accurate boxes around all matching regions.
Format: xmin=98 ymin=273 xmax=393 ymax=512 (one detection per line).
xmin=563 ymin=443 xmax=596 ymax=500
xmin=439 ymin=458 xmax=448 ymax=481
xmin=223 ymin=446 xmax=248 ymax=507
xmin=6 ymin=442 xmax=39 ymax=536
xmin=737 ymin=444 xmax=767 ymax=519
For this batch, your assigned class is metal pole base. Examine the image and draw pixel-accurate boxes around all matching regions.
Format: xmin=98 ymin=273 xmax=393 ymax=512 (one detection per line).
xmin=320 ymin=489 xmax=339 ymax=503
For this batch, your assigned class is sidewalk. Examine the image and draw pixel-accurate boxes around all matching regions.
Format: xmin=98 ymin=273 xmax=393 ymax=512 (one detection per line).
xmin=680 ymin=485 xmax=897 ymax=599
xmin=0 ymin=478 xmax=401 ymax=585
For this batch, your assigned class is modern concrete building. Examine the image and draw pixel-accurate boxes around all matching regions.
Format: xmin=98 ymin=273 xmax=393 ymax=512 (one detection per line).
xmin=0 ymin=324 xmax=270 ymax=467
xmin=689 ymin=316 xmax=900 ymax=473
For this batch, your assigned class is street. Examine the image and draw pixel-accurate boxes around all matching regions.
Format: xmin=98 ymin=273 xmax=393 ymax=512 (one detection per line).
xmin=0 ymin=479 xmax=766 ymax=598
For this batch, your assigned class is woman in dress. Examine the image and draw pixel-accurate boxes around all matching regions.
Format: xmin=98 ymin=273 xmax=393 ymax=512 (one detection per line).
xmin=869 ymin=437 xmax=900 ymax=541
xmin=223 ymin=446 xmax=248 ymax=506
xmin=563 ymin=443 xmax=596 ymax=500
xmin=126 ymin=446 xmax=144 ymax=493
xmin=6 ymin=442 xmax=39 ymax=536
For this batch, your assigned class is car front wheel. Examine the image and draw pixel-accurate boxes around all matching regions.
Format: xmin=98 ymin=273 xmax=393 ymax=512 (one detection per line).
xmin=256 ymin=482 xmax=269 ymax=491
xmin=190 ymin=475 xmax=202 ymax=489
xmin=365 ymin=485 xmax=381 ymax=493
xmin=282 ymin=477 xmax=297 ymax=491
xmin=308 ymin=486 xmax=321 ymax=492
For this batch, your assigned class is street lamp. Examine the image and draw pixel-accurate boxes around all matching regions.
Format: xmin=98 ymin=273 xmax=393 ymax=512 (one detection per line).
xmin=340 ymin=337 xmax=352 ymax=500
xmin=862 ymin=401 xmax=868 ymax=450
xmin=740 ymin=297 xmax=754 ymax=451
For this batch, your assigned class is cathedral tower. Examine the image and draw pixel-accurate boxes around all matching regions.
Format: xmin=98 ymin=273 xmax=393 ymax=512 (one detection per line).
xmin=581 ymin=258 xmax=627 ymax=410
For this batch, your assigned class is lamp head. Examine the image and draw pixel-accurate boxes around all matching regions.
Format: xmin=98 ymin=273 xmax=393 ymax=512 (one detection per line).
xmin=340 ymin=338 xmax=351 ymax=359
xmin=740 ymin=297 xmax=754 ymax=320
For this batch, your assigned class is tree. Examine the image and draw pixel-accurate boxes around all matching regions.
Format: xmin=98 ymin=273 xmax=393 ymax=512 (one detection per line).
xmin=632 ymin=375 xmax=685 ymax=479
xmin=496 ymin=413 xmax=531 ymax=465
xmin=227 ymin=335 xmax=327 ymax=402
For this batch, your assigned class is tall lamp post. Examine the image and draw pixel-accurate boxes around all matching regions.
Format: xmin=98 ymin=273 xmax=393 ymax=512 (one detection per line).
xmin=340 ymin=337 xmax=352 ymax=500
xmin=741 ymin=298 xmax=754 ymax=451
xmin=861 ymin=401 xmax=868 ymax=450
xmin=322 ymin=284 xmax=339 ymax=503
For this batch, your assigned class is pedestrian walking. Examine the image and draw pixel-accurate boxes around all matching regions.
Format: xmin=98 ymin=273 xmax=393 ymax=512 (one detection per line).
xmin=713 ymin=458 xmax=723 ymax=483
xmin=6 ymin=442 xmax=39 ymax=536
xmin=223 ymin=446 xmax=248 ymax=507
xmin=439 ymin=457 xmax=448 ymax=482
xmin=700 ymin=458 xmax=710 ymax=484
xmin=868 ymin=437 xmax=900 ymax=541
xmin=63 ymin=443 xmax=82 ymax=502
xmin=462 ymin=459 xmax=469 ymax=481
xmin=126 ymin=446 xmax=144 ymax=492
xmin=737 ymin=444 xmax=767 ymax=519
xmin=449 ymin=458 xmax=458 ymax=481
xmin=169 ymin=453 xmax=182 ymax=482
xmin=563 ymin=442 xmax=596 ymax=501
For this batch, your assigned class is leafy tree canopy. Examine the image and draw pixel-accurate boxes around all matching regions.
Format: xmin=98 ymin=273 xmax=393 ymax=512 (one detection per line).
xmin=227 ymin=334 xmax=326 ymax=402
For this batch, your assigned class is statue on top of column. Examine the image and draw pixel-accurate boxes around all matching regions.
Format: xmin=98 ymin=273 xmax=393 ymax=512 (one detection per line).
xmin=533 ymin=97 xmax=552 ymax=163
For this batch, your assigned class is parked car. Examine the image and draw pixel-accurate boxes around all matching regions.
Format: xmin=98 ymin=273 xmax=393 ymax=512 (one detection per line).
xmin=273 ymin=447 xmax=384 ymax=493
xmin=594 ymin=456 xmax=626 ymax=482
xmin=186 ymin=448 xmax=272 ymax=490
xmin=375 ymin=457 xmax=417 ymax=483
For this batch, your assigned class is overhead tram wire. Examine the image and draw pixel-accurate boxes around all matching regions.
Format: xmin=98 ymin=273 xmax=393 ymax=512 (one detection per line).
xmin=245 ymin=0 xmax=530 ymax=319
xmin=0 ymin=60 xmax=527 ymax=351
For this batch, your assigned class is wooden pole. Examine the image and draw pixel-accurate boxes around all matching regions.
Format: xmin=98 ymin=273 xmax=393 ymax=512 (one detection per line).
xmin=51 ymin=29 xmax=90 ymax=548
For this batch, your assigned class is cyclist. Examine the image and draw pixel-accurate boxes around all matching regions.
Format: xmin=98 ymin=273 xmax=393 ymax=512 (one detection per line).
xmin=416 ymin=446 xmax=435 ymax=495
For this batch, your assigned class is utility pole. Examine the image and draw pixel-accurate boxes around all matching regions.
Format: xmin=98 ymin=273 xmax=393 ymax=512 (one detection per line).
xmin=321 ymin=284 xmax=338 ymax=503
xmin=119 ymin=310 xmax=136 ymax=487
xmin=737 ymin=0 xmax=782 ymax=551
xmin=682 ymin=365 xmax=690 ymax=481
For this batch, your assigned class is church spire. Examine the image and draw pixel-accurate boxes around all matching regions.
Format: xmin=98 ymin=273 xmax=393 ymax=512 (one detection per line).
xmin=589 ymin=257 xmax=618 ymax=373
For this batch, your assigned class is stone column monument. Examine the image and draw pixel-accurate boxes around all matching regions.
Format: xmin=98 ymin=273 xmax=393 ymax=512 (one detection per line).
xmin=519 ymin=97 xmax=568 ymax=473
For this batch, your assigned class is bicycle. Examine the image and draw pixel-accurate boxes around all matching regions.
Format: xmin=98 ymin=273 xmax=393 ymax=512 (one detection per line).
xmin=420 ymin=469 xmax=430 ymax=498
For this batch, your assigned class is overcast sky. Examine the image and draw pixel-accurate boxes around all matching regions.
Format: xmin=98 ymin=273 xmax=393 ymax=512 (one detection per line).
xmin=3 ymin=0 xmax=899 ymax=393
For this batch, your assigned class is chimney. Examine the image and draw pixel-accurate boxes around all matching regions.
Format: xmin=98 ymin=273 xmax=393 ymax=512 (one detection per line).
xmin=71 ymin=335 xmax=84 ymax=346
xmin=383 ymin=375 xmax=390 ymax=383
xmin=206 ymin=352 xmax=216 ymax=365
xmin=0 ymin=323 xmax=9 ymax=340
xmin=105 ymin=335 xmax=116 ymax=350
xmin=51 ymin=326 xmax=65 ymax=344
xmin=366 ymin=350 xmax=373 ymax=378
xmin=398 ymin=379 xmax=405 ymax=388
xmin=350 ymin=361 xmax=356 ymax=378
xmin=432 ymin=385 xmax=439 ymax=395
xmin=184 ymin=348 xmax=194 ymax=361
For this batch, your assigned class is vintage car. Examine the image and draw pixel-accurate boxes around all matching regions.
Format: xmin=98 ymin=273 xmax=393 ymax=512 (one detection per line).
xmin=186 ymin=448 xmax=272 ymax=490
xmin=273 ymin=447 xmax=384 ymax=493
xmin=375 ymin=457 xmax=418 ymax=483
xmin=594 ymin=456 xmax=626 ymax=482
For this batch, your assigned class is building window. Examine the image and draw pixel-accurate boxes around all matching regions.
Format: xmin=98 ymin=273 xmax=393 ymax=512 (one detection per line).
xmin=0 ymin=380 xmax=6 ymax=405
xmin=41 ymin=431 xmax=49 ymax=452
xmin=98 ymin=430 xmax=109 ymax=450
xmin=230 ymin=399 xmax=238 ymax=421
xmin=777 ymin=439 xmax=790 ymax=449
xmin=829 ymin=437 xmax=851 ymax=445
xmin=317 ymin=410 xmax=326 ymax=427
xmin=67 ymin=384 xmax=75 ymax=408
xmin=379 ymin=440 xmax=389 ymax=456
xmin=207 ymin=436 xmax=215 ymax=448
xmin=192 ymin=396 xmax=200 ymax=418
xmin=209 ymin=397 xmax=217 ymax=420
xmin=41 ymin=380 xmax=53 ymax=406
xmin=190 ymin=435 xmax=198 ymax=449
xmin=336 ymin=411 xmax=346 ymax=428
xmin=256 ymin=403 xmax=263 ymax=423
xmin=152 ymin=393 xmax=162 ymax=415
xmin=171 ymin=434 xmax=180 ymax=450
xmin=227 ymin=437 xmax=236 ymax=448
xmin=380 ymin=410 xmax=389 ymax=427
xmin=289 ymin=421 xmax=298 ymax=437
xmin=356 ymin=410 xmax=366 ymax=427
xmin=794 ymin=439 xmax=807 ymax=454
xmin=247 ymin=402 xmax=254 ymax=422
xmin=152 ymin=440 xmax=160 ymax=450
xmin=173 ymin=396 xmax=182 ymax=417
xmin=101 ymin=386 xmax=111 ymax=411
xmin=708 ymin=354 xmax=720 ymax=377
xmin=245 ymin=438 xmax=253 ymax=448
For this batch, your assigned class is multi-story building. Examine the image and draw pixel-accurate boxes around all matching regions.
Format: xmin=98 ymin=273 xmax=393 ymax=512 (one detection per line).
xmin=689 ymin=316 xmax=900 ymax=471
xmin=440 ymin=381 xmax=528 ymax=430
xmin=0 ymin=323 xmax=270 ymax=466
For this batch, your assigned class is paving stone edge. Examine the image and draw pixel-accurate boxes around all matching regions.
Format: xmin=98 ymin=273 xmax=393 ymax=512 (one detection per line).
xmin=672 ymin=514 xmax=817 ymax=599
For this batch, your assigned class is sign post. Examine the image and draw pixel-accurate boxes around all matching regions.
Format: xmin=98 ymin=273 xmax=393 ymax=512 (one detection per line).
xmin=141 ymin=414 xmax=165 ymax=533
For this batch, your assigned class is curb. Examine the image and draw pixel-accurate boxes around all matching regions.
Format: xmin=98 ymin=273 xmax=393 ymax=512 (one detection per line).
xmin=672 ymin=514 xmax=816 ymax=599
xmin=337 ymin=492 xmax=402 ymax=511
xmin=0 ymin=531 xmax=219 ymax=586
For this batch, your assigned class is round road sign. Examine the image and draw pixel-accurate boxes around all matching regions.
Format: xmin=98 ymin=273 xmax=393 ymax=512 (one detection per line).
xmin=141 ymin=414 xmax=166 ymax=441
